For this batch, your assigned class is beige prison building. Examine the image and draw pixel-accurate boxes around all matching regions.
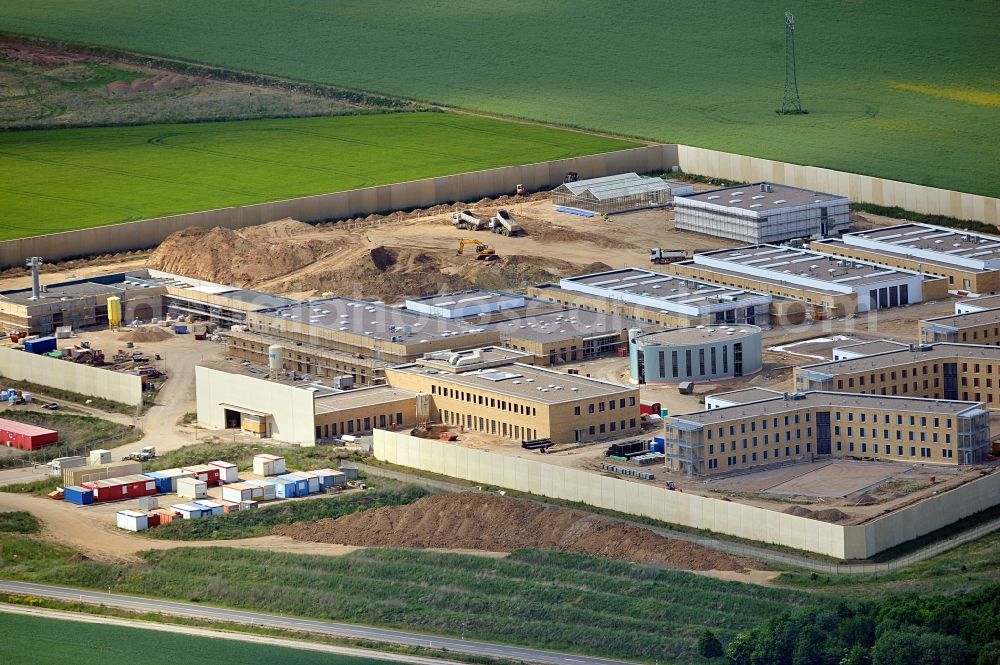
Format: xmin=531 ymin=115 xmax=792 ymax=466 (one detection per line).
xmin=919 ymin=308 xmax=1000 ymax=347
xmin=667 ymin=391 xmax=990 ymax=476
xmin=795 ymin=343 xmax=1000 ymax=407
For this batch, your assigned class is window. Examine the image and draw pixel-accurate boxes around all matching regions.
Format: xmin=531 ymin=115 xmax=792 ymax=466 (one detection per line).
xmin=574 ymin=406 xmax=581 ymax=416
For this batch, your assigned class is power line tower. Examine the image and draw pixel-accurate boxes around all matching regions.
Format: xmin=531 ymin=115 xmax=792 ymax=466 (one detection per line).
xmin=779 ymin=11 xmax=807 ymax=115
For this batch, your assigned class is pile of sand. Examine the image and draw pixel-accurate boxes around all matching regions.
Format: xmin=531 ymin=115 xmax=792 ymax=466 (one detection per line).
xmin=274 ymin=492 xmax=756 ymax=572
xmin=118 ymin=326 xmax=172 ymax=342
xmin=782 ymin=505 xmax=850 ymax=523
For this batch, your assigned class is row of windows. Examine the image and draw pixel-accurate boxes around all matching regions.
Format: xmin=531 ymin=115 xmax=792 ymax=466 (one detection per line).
xmin=573 ymin=396 xmax=636 ymax=415
xmin=654 ymin=343 xmax=744 ymax=379
xmin=317 ymin=411 xmax=404 ymax=438
xmin=695 ymin=444 xmax=950 ymax=469
xmin=431 ymin=384 xmax=538 ymax=416
xmin=442 ymin=410 xmax=538 ymax=441
xmin=837 ymin=361 xmax=1000 ymax=390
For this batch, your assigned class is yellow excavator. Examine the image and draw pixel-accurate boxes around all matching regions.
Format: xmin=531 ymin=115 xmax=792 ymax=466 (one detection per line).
xmin=456 ymin=239 xmax=499 ymax=261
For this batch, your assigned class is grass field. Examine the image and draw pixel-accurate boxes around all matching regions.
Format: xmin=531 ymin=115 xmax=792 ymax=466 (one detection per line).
xmin=0 ymin=112 xmax=635 ymax=239
xmin=0 ymin=612 xmax=386 ymax=665
xmin=0 ymin=1 xmax=998 ymax=197
xmin=0 ymin=410 xmax=142 ymax=471
xmin=0 ymin=533 xmax=813 ymax=663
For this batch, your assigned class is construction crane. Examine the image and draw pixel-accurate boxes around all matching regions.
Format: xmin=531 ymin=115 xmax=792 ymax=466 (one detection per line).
xmin=456 ymin=239 xmax=499 ymax=261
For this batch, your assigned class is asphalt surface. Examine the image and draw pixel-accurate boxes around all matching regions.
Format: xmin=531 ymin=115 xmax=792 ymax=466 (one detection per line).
xmin=0 ymin=580 xmax=635 ymax=665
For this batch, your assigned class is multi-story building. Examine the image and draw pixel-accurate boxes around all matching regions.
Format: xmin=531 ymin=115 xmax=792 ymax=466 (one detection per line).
xmin=674 ymin=182 xmax=850 ymax=243
xmin=795 ymin=343 xmax=1000 ymax=406
xmin=665 ymin=245 xmax=948 ymax=317
xmin=666 ymin=391 xmax=990 ymax=476
xmin=385 ymin=348 xmax=641 ymax=444
xmin=919 ymin=309 xmax=1000 ymax=346
xmin=810 ymin=223 xmax=1000 ymax=295
xmin=831 ymin=339 xmax=910 ymax=361
xmin=956 ymin=294 xmax=1000 ymax=315
xmin=629 ymin=325 xmax=762 ymax=384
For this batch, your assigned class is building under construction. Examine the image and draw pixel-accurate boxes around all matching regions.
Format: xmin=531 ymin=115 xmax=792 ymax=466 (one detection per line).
xmin=550 ymin=173 xmax=692 ymax=214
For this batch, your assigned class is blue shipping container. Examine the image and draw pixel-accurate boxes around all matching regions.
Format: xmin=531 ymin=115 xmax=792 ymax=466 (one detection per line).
xmin=24 ymin=336 xmax=57 ymax=354
xmin=650 ymin=441 xmax=665 ymax=454
xmin=143 ymin=472 xmax=173 ymax=494
xmin=174 ymin=325 xmax=188 ymax=334
xmin=277 ymin=474 xmax=308 ymax=496
xmin=64 ymin=486 xmax=94 ymax=505
xmin=272 ymin=478 xmax=297 ymax=499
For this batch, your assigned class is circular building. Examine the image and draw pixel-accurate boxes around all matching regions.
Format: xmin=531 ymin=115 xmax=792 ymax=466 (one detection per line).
xmin=629 ymin=325 xmax=762 ymax=384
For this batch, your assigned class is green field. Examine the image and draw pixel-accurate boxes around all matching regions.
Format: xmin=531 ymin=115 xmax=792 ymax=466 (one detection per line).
xmin=0 ymin=612 xmax=386 ymax=665
xmin=1 ymin=1 xmax=998 ymax=196
xmin=0 ymin=112 xmax=635 ymax=239
xmin=0 ymin=532 xmax=813 ymax=663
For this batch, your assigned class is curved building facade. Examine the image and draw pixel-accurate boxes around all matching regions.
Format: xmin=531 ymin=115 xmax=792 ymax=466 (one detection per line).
xmin=629 ymin=325 xmax=762 ymax=384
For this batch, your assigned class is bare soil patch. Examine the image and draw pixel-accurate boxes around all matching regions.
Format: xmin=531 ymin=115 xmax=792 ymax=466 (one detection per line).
xmin=274 ymin=491 xmax=758 ymax=572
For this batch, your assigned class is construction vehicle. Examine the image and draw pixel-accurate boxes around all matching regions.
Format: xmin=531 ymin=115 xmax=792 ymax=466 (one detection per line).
xmin=489 ymin=210 xmax=523 ymax=236
xmin=649 ymin=248 xmax=688 ymax=264
xmin=451 ymin=210 xmax=487 ymax=231
xmin=124 ymin=446 xmax=157 ymax=462
xmin=456 ymin=239 xmax=498 ymax=261
xmin=563 ymin=172 xmax=579 ymax=183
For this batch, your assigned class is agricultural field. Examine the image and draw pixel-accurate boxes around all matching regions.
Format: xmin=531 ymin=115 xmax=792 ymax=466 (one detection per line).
xmin=0 ymin=612 xmax=386 ymax=665
xmin=0 ymin=112 xmax=636 ymax=240
xmin=0 ymin=1 xmax=998 ymax=196
xmin=0 ymin=532 xmax=813 ymax=663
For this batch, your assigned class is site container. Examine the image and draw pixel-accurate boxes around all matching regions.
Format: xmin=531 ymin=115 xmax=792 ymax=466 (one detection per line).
xmin=89 ymin=449 xmax=112 ymax=465
xmin=194 ymin=500 xmax=224 ymax=516
xmin=220 ymin=500 xmax=239 ymax=514
xmin=639 ymin=402 xmax=662 ymax=416
xmin=0 ymin=418 xmax=58 ymax=451
xmin=288 ymin=471 xmax=321 ymax=494
xmin=244 ymin=479 xmax=277 ymax=501
xmin=146 ymin=512 xmax=161 ymax=528
xmin=181 ymin=464 xmax=221 ymax=486
xmin=23 ymin=336 xmax=57 ymax=354
xmin=208 ymin=460 xmax=239 ymax=483
xmin=339 ymin=465 xmax=359 ymax=480
xmin=63 ymin=485 xmax=94 ymax=505
xmin=276 ymin=474 xmax=307 ymax=497
xmin=312 ymin=468 xmax=345 ymax=489
xmin=176 ymin=477 xmax=207 ymax=500
xmin=64 ymin=461 xmax=143 ymax=488
xmin=144 ymin=468 xmax=196 ymax=493
xmin=84 ymin=474 xmax=157 ymax=502
xmin=252 ymin=454 xmax=286 ymax=476
xmin=174 ymin=325 xmax=188 ymax=334
xmin=272 ymin=477 xmax=298 ymax=499
xmin=153 ymin=508 xmax=176 ymax=525
xmin=138 ymin=496 xmax=159 ymax=511
xmin=171 ymin=503 xmax=207 ymax=519
xmin=239 ymin=500 xmax=258 ymax=511
xmin=221 ymin=483 xmax=254 ymax=503
xmin=116 ymin=510 xmax=149 ymax=532
xmin=651 ymin=437 xmax=666 ymax=454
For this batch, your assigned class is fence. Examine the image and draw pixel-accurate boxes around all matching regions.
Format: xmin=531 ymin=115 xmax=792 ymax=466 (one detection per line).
xmin=0 ymin=347 xmax=143 ymax=407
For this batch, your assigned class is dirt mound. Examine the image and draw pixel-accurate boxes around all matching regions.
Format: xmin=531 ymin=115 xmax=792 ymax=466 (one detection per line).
xmin=118 ymin=326 xmax=172 ymax=343
xmin=783 ymin=505 xmax=813 ymax=517
xmin=782 ymin=505 xmax=849 ymax=523
xmin=274 ymin=492 xmax=756 ymax=572
xmin=147 ymin=220 xmax=334 ymax=287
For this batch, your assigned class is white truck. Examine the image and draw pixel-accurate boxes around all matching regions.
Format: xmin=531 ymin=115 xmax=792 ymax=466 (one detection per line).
xmin=489 ymin=210 xmax=523 ymax=236
xmin=649 ymin=248 xmax=688 ymax=264
xmin=451 ymin=210 xmax=487 ymax=231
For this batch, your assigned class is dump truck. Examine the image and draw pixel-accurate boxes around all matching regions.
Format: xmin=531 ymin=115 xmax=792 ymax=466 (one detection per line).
xmin=489 ymin=210 xmax=523 ymax=236
xmin=650 ymin=248 xmax=688 ymax=264
xmin=451 ymin=210 xmax=487 ymax=231
xmin=456 ymin=239 xmax=499 ymax=261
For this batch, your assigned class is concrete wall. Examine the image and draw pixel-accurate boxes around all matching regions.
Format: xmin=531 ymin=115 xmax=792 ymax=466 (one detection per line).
xmin=373 ymin=429 xmax=1000 ymax=560
xmin=372 ymin=430 xmax=848 ymax=558
xmin=675 ymin=145 xmax=1000 ymax=225
xmin=195 ymin=366 xmax=315 ymax=446
xmin=0 ymin=146 xmax=673 ymax=269
xmin=0 ymin=347 xmax=142 ymax=407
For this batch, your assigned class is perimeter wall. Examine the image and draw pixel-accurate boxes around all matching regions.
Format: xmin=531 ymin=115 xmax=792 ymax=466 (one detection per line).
xmin=0 ymin=347 xmax=143 ymax=407
xmin=5 ymin=142 xmax=999 ymax=269
xmin=372 ymin=430 xmax=1000 ymax=560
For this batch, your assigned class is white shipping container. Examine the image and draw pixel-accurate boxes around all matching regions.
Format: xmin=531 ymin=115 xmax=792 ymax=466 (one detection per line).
xmin=171 ymin=503 xmax=206 ymax=519
xmin=116 ymin=510 xmax=149 ymax=532
xmin=245 ymin=479 xmax=277 ymax=501
xmin=194 ymin=500 xmax=224 ymax=516
xmin=221 ymin=484 xmax=253 ymax=503
xmin=176 ymin=477 xmax=207 ymax=499
xmin=208 ymin=460 xmax=239 ymax=483
xmin=89 ymin=449 xmax=112 ymax=465
xmin=252 ymin=454 xmax=285 ymax=476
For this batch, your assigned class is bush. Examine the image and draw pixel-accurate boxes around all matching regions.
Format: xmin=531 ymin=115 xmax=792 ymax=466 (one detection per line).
xmin=697 ymin=629 xmax=723 ymax=658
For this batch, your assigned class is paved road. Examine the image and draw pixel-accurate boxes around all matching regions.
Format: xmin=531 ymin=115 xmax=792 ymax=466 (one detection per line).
xmin=0 ymin=580 xmax=635 ymax=665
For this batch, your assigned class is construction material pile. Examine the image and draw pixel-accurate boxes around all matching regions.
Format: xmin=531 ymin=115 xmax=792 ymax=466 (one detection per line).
xmin=274 ymin=492 xmax=756 ymax=572
xmin=118 ymin=326 xmax=172 ymax=343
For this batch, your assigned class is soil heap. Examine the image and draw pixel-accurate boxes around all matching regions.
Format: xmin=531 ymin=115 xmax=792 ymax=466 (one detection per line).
xmin=275 ymin=492 xmax=757 ymax=572
xmin=117 ymin=326 xmax=172 ymax=342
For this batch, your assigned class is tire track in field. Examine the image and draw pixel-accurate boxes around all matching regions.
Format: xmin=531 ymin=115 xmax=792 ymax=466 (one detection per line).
xmin=0 ymin=185 xmax=145 ymax=221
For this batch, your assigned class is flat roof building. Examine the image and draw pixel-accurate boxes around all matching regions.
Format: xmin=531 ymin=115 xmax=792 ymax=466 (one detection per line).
xmin=674 ymin=182 xmax=849 ymax=243
xmin=666 ymin=391 xmax=990 ymax=476
xmin=404 ymin=290 xmax=530 ymax=320
xmin=704 ymin=387 xmax=784 ymax=409
xmin=831 ymin=340 xmax=911 ymax=361
xmin=810 ymin=224 xmax=1000 ymax=295
xmin=551 ymin=173 xmax=693 ymax=214
xmin=665 ymin=245 xmax=948 ymax=316
xmin=919 ymin=309 xmax=1000 ymax=347
xmin=794 ymin=343 xmax=1000 ymax=407
xmin=957 ymin=294 xmax=1000 ymax=314
xmin=629 ymin=325 xmax=762 ymax=384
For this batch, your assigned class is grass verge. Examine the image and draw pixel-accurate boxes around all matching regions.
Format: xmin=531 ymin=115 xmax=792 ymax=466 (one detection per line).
xmin=0 ymin=376 xmax=139 ymax=416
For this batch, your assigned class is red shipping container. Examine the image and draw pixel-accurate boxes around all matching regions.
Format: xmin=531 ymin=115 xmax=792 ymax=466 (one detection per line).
xmin=146 ymin=513 xmax=161 ymax=528
xmin=88 ymin=475 xmax=158 ymax=503
xmin=0 ymin=417 xmax=59 ymax=451
xmin=181 ymin=465 xmax=221 ymax=487
xmin=639 ymin=402 xmax=661 ymax=416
